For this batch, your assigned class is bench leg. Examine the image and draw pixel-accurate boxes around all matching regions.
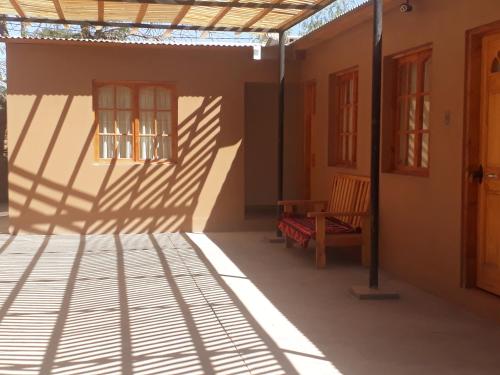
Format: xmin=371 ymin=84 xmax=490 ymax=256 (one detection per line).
xmin=361 ymin=215 xmax=371 ymax=267
xmin=285 ymin=235 xmax=293 ymax=248
xmin=315 ymin=216 xmax=326 ymax=268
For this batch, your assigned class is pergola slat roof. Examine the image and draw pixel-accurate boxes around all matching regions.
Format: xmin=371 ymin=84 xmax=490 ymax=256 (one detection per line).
xmin=0 ymin=0 xmax=335 ymax=32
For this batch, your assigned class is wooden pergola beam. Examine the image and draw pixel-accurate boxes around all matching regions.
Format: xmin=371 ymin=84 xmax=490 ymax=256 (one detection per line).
xmin=90 ymin=0 xmax=322 ymax=10
xmin=98 ymin=1 xmax=104 ymax=22
xmin=202 ymin=0 xmax=238 ymax=32
xmin=52 ymin=0 xmax=66 ymax=21
xmin=2 ymin=16 xmax=280 ymax=32
xmin=135 ymin=4 xmax=149 ymax=23
xmin=238 ymin=0 xmax=281 ymax=31
xmin=8 ymin=0 xmax=26 ymax=18
xmin=163 ymin=5 xmax=191 ymax=36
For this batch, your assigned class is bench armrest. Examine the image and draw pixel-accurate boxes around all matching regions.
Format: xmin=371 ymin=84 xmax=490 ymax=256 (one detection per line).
xmin=307 ymin=211 xmax=369 ymax=218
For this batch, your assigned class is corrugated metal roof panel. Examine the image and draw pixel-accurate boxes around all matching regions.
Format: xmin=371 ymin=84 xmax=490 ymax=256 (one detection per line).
xmin=0 ymin=34 xmax=259 ymax=48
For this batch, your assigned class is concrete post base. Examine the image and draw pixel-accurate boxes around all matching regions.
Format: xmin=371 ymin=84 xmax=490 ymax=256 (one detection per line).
xmin=350 ymin=285 xmax=400 ymax=300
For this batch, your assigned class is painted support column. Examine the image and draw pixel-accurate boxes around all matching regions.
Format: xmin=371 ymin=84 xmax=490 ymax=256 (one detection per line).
xmin=276 ymin=32 xmax=286 ymax=237
xmin=370 ymin=0 xmax=383 ymax=288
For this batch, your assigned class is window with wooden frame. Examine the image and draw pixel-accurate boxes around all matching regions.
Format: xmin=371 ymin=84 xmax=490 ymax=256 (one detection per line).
xmin=94 ymin=82 xmax=177 ymax=162
xmin=393 ymin=49 xmax=432 ymax=174
xmin=328 ymin=68 xmax=358 ymax=167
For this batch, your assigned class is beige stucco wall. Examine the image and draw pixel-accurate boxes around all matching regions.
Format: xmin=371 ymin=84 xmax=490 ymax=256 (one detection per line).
xmin=6 ymin=42 xmax=279 ymax=234
xmin=295 ymin=0 xmax=500 ymax=321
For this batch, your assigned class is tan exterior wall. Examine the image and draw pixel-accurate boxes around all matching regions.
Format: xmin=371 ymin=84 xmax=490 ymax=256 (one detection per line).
xmin=244 ymin=82 xmax=278 ymax=208
xmin=294 ymin=0 xmax=500 ymax=321
xmin=6 ymin=42 xmax=278 ymax=234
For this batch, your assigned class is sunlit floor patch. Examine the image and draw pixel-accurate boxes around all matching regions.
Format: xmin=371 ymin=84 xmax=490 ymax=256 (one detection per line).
xmin=0 ymin=233 xmax=339 ymax=374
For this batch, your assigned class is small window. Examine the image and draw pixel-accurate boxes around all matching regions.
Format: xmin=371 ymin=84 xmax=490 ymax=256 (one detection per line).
xmin=95 ymin=82 xmax=176 ymax=162
xmin=393 ymin=49 xmax=432 ymax=174
xmin=329 ymin=68 xmax=358 ymax=167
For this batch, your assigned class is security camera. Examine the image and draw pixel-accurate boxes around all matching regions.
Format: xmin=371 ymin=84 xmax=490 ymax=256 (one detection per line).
xmin=400 ymin=1 xmax=413 ymax=13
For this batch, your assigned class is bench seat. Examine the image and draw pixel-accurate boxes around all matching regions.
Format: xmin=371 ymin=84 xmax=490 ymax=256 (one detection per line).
xmin=277 ymin=173 xmax=371 ymax=268
xmin=278 ymin=215 xmax=360 ymax=248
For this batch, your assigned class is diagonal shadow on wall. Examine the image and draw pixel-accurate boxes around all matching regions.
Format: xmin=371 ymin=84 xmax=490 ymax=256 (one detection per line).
xmin=7 ymin=94 xmax=238 ymax=235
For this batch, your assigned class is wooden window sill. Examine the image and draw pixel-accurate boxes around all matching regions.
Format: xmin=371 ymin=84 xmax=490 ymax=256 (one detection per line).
xmin=93 ymin=160 xmax=177 ymax=166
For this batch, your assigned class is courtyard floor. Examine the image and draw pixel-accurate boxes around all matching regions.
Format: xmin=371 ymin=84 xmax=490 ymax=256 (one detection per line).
xmin=0 ymin=231 xmax=499 ymax=375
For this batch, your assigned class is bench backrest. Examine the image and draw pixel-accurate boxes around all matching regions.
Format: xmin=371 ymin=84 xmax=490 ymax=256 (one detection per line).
xmin=327 ymin=174 xmax=370 ymax=228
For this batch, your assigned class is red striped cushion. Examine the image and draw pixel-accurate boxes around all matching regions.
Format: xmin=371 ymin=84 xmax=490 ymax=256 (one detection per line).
xmin=278 ymin=215 xmax=359 ymax=248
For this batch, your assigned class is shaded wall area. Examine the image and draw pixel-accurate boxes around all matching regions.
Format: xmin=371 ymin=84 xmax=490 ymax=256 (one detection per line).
xmin=6 ymin=41 xmax=278 ymax=234
xmin=244 ymin=82 xmax=278 ymax=213
xmin=0 ymin=96 xmax=7 ymax=203
xmin=293 ymin=0 xmax=500 ymax=320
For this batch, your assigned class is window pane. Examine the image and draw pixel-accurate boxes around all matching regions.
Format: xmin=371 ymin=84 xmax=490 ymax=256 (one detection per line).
xmin=423 ymin=96 xmax=431 ymax=130
xmin=139 ymin=87 xmax=155 ymax=110
xmin=99 ymin=135 xmax=115 ymax=159
xmin=342 ymin=107 xmax=347 ymax=133
xmin=348 ymin=79 xmax=354 ymax=105
xmin=409 ymin=62 xmax=418 ymax=94
xmin=116 ymin=86 xmax=132 ymax=109
xmin=347 ymin=135 xmax=352 ymax=162
xmin=157 ymin=88 xmax=172 ymax=110
xmin=98 ymin=86 xmax=114 ymax=108
xmin=399 ymin=100 xmax=406 ymax=132
xmin=158 ymin=137 xmax=172 ymax=159
xmin=399 ymin=134 xmax=407 ymax=165
xmin=140 ymin=136 xmax=155 ymax=160
xmin=344 ymin=80 xmax=351 ymax=104
xmin=140 ymin=111 xmax=155 ymax=135
xmin=421 ymin=133 xmax=430 ymax=168
xmin=407 ymin=133 xmax=416 ymax=167
xmin=342 ymin=135 xmax=347 ymax=161
xmin=408 ymin=98 xmax=417 ymax=131
xmin=157 ymin=112 xmax=172 ymax=135
xmin=347 ymin=107 xmax=354 ymax=133
xmin=117 ymin=135 xmax=133 ymax=159
xmin=99 ymin=110 xmax=114 ymax=134
xmin=117 ymin=111 xmax=132 ymax=135
xmin=424 ymin=58 xmax=432 ymax=92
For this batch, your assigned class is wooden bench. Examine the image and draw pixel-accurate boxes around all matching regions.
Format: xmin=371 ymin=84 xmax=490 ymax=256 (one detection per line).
xmin=277 ymin=174 xmax=371 ymax=268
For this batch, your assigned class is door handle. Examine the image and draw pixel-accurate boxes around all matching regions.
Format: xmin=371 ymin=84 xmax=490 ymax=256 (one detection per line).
xmin=486 ymin=173 xmax=498 ymax=179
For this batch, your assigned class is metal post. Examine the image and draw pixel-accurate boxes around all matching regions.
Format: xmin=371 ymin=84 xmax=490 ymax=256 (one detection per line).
xmin=276 ymin=31 xmax=286 ymax=237
xmin=369 ymin=0 xmax=383 ymax=289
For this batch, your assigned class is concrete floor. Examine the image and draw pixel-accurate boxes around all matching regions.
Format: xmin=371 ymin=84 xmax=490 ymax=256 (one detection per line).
xmin=0 ymin=231 xmax=499 ymax=375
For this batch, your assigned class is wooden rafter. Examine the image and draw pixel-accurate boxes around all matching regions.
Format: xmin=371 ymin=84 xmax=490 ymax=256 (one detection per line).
xmin=130 ymin=3 xmax=148 ymax=31
xmin=135 ymin=4 xmax=148 ymax=23
xmin=238 ymin=0 xmax=282 ymax=31
xmin=52 ymin=0 xmax=66 ymax=21
xmin=8 ymin=0 xmax=26 ymax=18
xmin=163 ymin=5 xmax=191 ymax=37
xmin=98 ymin=0 xmax=104 ymax=22
xmin=202 ymin=0 xmax=239 ymax=33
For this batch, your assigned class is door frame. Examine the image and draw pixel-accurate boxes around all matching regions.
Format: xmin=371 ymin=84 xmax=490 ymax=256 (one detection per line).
xmin=303 ymin=80 xmax=316 ymax=200
xmin=462 ymin=20 xmax=500 ymax=288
